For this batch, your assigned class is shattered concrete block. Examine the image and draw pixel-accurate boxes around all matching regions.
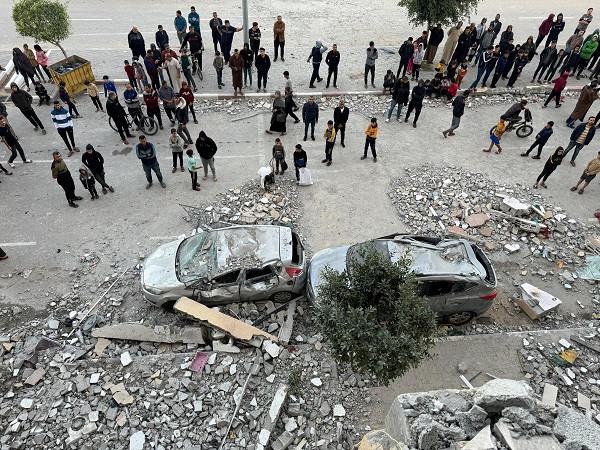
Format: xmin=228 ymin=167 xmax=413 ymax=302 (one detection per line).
xmin=358 ymin=430 xmax=406 ymax=450
xmin=474 ymin=379 xmax=534 ymax=413
xmin=554 ymin=405 xmax=600 ymax=449
xmin=92 ymin=323 xmax=206 ymax=344
xmin=94 ymin=337 xmax=111 ymax=355
xmin=466 ymin=213 xmax=490 ymax=228
xmin=256 ymin=384 xmax=289 ymax=450
xmin=385 ymin=395 xmax=412 ymax=446
xmin=212 ymin=339 xmax=241 ymax=353
xmin=462 ymin=425 xmax=495 ymax=450
xmin=271 ymin=431 xmax=294 ymax=450
xmin=65 ymin=423 xmax=97 ymax=445
xmin=129 ymin=430 xmax=145 ymax=450
xmin=504 ymin=243 xmax=520 ymax=254
xmin=24 ymin=368 xmax=46 ymax=386
xmin=120 ymin=351 xmax=133 ymax=367
xmin=263 ymin=340 xmax=282 ymax=358
xmin=541 ymin=384 xmax=558 ymax=407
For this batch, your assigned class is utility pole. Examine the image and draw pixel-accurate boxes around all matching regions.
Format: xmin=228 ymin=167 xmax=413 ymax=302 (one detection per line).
xmin=242 ymin=0 xmax=249 ymax=45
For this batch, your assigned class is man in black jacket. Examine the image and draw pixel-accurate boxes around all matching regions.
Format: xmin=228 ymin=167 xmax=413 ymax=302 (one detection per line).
xmin=404 ymin=80 xmax=426 ymax=127
xmin=9 ymin=83 xmax=45 ymax=133
xmin=156 ymin=25 xmax=169 ymax=51
xmin=195 ymin=131 xmax=218 ymax=181
xmin=532 ymin=41 xmax=557 ymax=82
xmin=333 ymin=99 xmax=349 ymax=147
xmin=325 ymin=44 xmax=340 ymax=88
xmin=106 ymin=92 xmax=135 ymax=144
xmin=255 ymin=48 xmax=271 ymax=92
xmin=397 ymin=38 xmax=414 ymax=78
xmin=82 ymin=144 xmax=114 ymax=194
xmin=128 ymin=26 xmax=146 ymax=60
xmin=443 ymin=90 xmax=469 ymax=137
xmin=302 ymin=96 xmax=319 ymax=141
xmin=490 ymin=14 xmax=502 ymax=41
xmin=425 ymin=24 xmax=444 ymax=63
xmin=209 ymin=12 xmax=223 ymax=52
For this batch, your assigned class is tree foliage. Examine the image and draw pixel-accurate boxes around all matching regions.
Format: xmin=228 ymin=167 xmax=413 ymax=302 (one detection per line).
xmin=315 ymin=243 xmax=439 ymax=386
xmin=13 ymin=0 xmax=71 ymax=57
xmin=398 ymin=0 xmax=480 ymax=27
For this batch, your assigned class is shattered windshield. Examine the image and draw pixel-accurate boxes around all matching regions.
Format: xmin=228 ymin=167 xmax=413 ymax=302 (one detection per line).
xmin=346 ymin=240 xmax=391 ymax=270
xmin=176 ymin=231 xmax=217 ymax=282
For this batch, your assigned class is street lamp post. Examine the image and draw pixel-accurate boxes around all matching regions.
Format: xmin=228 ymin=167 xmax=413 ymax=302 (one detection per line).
xmin=242 ymin=0 xmax=249 ymax=45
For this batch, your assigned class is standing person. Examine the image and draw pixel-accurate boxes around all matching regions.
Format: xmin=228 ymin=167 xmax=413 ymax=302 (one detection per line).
xmin=12 ymin=47 xmax=35 ymax=90
xmin=404 ymin=79 xmax=426 ymax=128
xmin=302 ymin=96 xmax=319 ymax=141
xmin=106 ymin=93 xmax=135 ymax=145
xmin=566 ymin=83 xmax=599 ymax=128
xmin=136 ymin=136 xmax=166 ymax=189
xmin=266 ymin=91 xmax=287 ymax=136
xmin=543 ymin=49 xmax=567 ymax=82
xmin=542 ymin=72 xmax=568 ymax=107
xmin=412 ymin=44 xmax=425 ymax=81
xmin=181 ymin=26 xmax=204 ymax=80
xmin=179 ymin=48 xmax=197 ymax=91
xmin=442 ymin=90 xmax=469 ymax=137
xmin=174 ymin=94 xmax=193 ymax=147
xmin=521 ymin=36 xmax=536 ymax=62
xmin=571 ymin=151 xmax=600 ymax=193
xmin=150 ymin=44 xmax=165 ymax=85
xmin=576 ymin=35 xmax=599 ymax=78
xmin=565 ymin=31 xmax=585 ymax=55
xmin=159 ymin=81 xmax=177 ymax=125
xmin=123 ymin=83 xmax=142 ymax=129
xmin=293 ymin=144 xmax=307 ymax=183
xmin=144 ymin=50 xmax=161 ymax=90
xmin=33 ymin=44 xmax=52 ymax=82
xmin=474 ymin=18 xmax=488 ymax=47
xmin=534 ymin=15 xmax=555 ymax=55
xmin=361 ymin=118 xmax=378 ymax=162
xmin=58 ymin=81 xmax=81 ymax=118
xmin=23 ymin=44 xmax=44 ymax=82
xmin=127 ymin=27 xmax=146 ymax=60
xmin=364 ymin=41 xmax=378 ymax=88
xmin=452 ymin=27 xmax=473 ymax=65
xmin=522 ymin=121 xmax=554 ymax=158
xmin=156 ymin=25 xmax=169 ymax=51
xmin=532 ymin=41 xmax=558 ymax=82
xmin=483 ymin=117 xmax=507 ymax=154
xmin=441 ymin=22 xmax=463 ymax=64
xmin=186 ymin=149 xmax=202 ymax=191
xmin=387 ymin=76 xmax=409 ymax=122
xmin=241 ymin=43 xmax=254 ymax=88
xmin=143 ymin=84 xmax=164 ymax=130
xmin=51 ymin=101 xmax=80 ymax=155
xmin=163 ymin=53 xmax=182 ymax=92
xmin=169 ymin=127 xmax=184 ymax=172
xmin=325 ymin=44 xmax=340 ymax=88
xmin=102 ymin=75 xmax=117 ymax=98
xmin=249 ymin=22 xmax=261 ymax=59
xmin=284 ymin=87 xmax=300 ymax=123
xmin=308 ymin=41 xmax=328 ymax=88
xmin=562 ymin=45 xmax=581 ymax=74
xmin=9 ymin=82 xmax=45 ymax=133
xmin=397 ymin=37 xmax=414 ymax=79
xmin=425 ymin=24 xmax=444 ymax=64
xmin=481 ymin=45 xmax=500 ymax=87
xmin=575 ymin=8 xmax=594 ymax=35
xmin=209 ymin=12 xmax=224 ymax=52
xmin=470 ymin=46 xmax=493 ymax=89
xmin=213 ymin=51 xmax=225 ymax=89
xmin=180 ymin=82 xmax=198 ymax=124
xmin=272 ymin=138 xmax=286 ymax=174
xmin=563 ymin=117 xmax=596 ymax=166
xmin=499 ymin=26 xmax=514 ymax=48
xmin=273 ymin=16 xmax=285 ymax=62
xmin=124 ymin=59 xmax=136 ymax=86
xmin=78 ymin=165 xmax=99 ymax=200
xmin=489 ymin=14 xmax=502 ymax=41
xmin=474 ymin=25 xmax=496 ymax=66
xmin=506 ymin=49 xmax=529 ymax=87
xmin=456 ymin=61 xmax=469 ymax=87
xmin=82 ymin=144 xmax=113 ymax=194
xmin=255 ymin=48 xmax=271 ymax=93
xmin=333 ymin=99 xmax=349 ymax=147
xmin=534 ymin=147 xmax=564 ymax=188
xmin=188 ymin=6 xmax=200 ymax=33
xmin=322 ymin=120 xmax=336 ymax=166
xmin=0 ymin=115 xmax=32 ymax=168
xmin=229 ymin=49 xmax=244 ymax=94
xmin=196 ymin=131 xmax=217 ymax=181
xmin=175 ymin=10 xmax=187 ymax=44
xmin=546 ymin=14 xmax=565 ymax=47
xmin=218 ymin=21 xmax=243 ymax=63
xmin=51 ymin=151 xmax=82 ymax=207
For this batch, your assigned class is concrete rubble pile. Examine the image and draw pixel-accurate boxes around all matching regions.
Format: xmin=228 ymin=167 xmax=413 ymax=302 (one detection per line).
xmin=360 ymin=378 xmax=600 ymax=450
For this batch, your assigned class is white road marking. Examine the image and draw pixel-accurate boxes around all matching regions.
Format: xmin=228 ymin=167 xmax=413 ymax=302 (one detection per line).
xmin=25 ymin=154 xmax=262 ymax=164
xmin=73 ymin=33 xmax=128 ymax=37
xmin=149 ymin=236 xmax=182 ymax=240
xmin=0 ymin=242 xmax=37 ymax=247
xmin=72 ymin=18 xmax=113 ymax=21
xmin=518 ymin=16 xmax=573 ymax=20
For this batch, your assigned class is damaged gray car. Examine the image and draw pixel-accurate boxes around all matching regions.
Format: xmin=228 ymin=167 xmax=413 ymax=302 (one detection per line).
xmin=306 ymin=234 xmax=497 ymax=325
xmin=141 ymin=225 xmax=306 ymax=309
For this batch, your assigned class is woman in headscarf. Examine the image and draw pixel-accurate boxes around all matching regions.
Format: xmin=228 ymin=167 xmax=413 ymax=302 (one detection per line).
xmin=12 ymin=47 xmax=35 ymax=90
xmin=266 ymin=91 xmax=287 ymax=136
xmin=34 ymin=44 xmax=53 ymax=82
xmin=534 ymin=147 xmax=564 ymax=188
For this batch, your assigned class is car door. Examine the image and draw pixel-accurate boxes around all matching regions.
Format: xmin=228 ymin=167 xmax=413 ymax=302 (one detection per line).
xmin=196 ymin=269 xmax=241 ymax=304
xmin=240 ymin=265 xmax=280 ymax=301
xmin=417 ymin=279 xmax=455 ymax=316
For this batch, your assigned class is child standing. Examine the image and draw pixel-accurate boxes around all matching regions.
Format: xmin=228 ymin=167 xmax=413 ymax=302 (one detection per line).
xmin=361 ymin=117 xmax=378 ymax=162
xmin=132 ymin=61 xmax=146 ymax=91
xmin=169 ymin=128 xmax=184 ymax=172
xmin=124 ymin=60 xmax=136 ymax=86
xmin=34 ymin=81 xmax=50 ymax=105
xmin=213 ymin=51 xmax=224 ymax=89
xmin=522 ymin=121 xmax=554 ymax=158
xmin=293 ymin=144 xmax=307 ymax=183
xmin=84 ymin=80 xmax=103 ymax=112
xmin=322 ymin=120 xmax=336 ymax=166
xmin=483 ymin=117 xmax=507 ymax=154
xmin=102 ymin=75 xmax=117 ymax=98
xmin=272 ymin=138 xmax=286 ymax=174
xmin=186 ymin=149 xmax=202 ymax=191
xmin=79 ymin=165 xmax=99 ymax=200
xmin=456 ymin=61 xmax=468 ymax=87
xmin=58 ymin=81 xmax=82 ymax=118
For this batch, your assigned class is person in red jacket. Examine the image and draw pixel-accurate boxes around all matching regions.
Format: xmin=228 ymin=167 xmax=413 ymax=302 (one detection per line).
xmin=542 ymin=71 xmax=568 ymax=108
xmin=179 ymin=81 xmax=198 ymax=124
xmin=143 ymin=85 xmax=164 ymax=130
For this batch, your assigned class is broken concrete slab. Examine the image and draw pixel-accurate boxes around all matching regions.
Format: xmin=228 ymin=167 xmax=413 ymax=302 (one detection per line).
xmin=120 ymin=351 xmax=132 ymax=367
xmin=385 ymin=395 xmax=412 ymax=446
xmin=577 ymin=392 xmax=591 ymax=411
xmin=473 ymin=379 xmax=534 ymax=413
xmin=495 ymin=421 xmax=563 ymax=450
xmin=256 ymin=383 xmax=289 ymax=450
xmin=541 ymin=383 xmax=558 ymax=407
xmin=462 ymin=425 xmax=495 ymax=450
xmin=24 ymin=367 xmax=46 ymax=386
xmin=466 ymin=213 xmax=490 ymax=228
xmin=358 ymin=430 xmax=406 ymax=450
xmin=277 ymin=298 xmax=296 ymax=345
xmin=212 ymin=338 xmax=241 ymax=353
xmin=93 ymin=337 xmax=111 ymax=355
xmin=554 ymin=405 xmax=600 ymax=450
xmin=175 ymin=297 xmax=278 ymax=342
xmin=91 ymin=323 xmax=206 ymax=345
xmin=129 ymin=430 xmax=145 ymax=450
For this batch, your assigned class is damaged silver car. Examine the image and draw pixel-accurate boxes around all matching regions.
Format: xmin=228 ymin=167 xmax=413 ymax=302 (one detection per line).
xmin=307 ymin=234 xmax=497 ymax=325
xmin=141 ymin=225 xmax=306 ymax=309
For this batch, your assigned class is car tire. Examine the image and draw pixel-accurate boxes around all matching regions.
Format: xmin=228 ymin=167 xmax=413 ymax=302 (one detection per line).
xmin=443 ymin=311 xmax=476 ymax=326
xmin=271 ymin=291 xmax=293 ymax=303
xmin=161 ymin=300 xmax=177 ymax=312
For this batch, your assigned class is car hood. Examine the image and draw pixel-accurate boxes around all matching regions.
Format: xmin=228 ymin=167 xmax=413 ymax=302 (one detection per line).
xmin=142 ymin=239 xmax=184 ymax=290
xmin=307 ymin=245 xmax=350 ymax=303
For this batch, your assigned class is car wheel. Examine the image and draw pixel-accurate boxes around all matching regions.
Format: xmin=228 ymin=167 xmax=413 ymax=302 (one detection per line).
xmin=161 ymin=300 xmax=177 ymax=312
xmin=444 ymin=311 xmax=475 ymax=326
xmin=271 ymin=291 xmax=293 ymax=303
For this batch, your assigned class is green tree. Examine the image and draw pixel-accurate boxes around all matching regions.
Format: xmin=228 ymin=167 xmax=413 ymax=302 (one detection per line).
xmin=399 ymin=0 xmax=480 ymax=28
xmin=315 ymin=242 xmax=439 ymax=386
xmin=13 ymin=0 xmax=71 ymax=58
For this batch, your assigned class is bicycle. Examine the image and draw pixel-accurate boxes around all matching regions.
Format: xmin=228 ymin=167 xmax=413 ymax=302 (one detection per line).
xmin=109 ymin=111 xmax=158 ymax=136
xmin=489 ymin=109 xmax=534 ymax=138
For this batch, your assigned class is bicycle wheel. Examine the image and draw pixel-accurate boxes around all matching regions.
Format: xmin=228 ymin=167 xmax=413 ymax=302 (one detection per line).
xmin=109 ymin=116 xmax=117 ymax=132
xmin=141 ymin=116 xmax=158 ymax=135
xmin=516 ymin=125 xmax=533 ymax=138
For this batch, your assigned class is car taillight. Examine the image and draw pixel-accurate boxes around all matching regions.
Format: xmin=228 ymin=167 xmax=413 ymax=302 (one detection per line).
xmin=285 ymin=267 xmax=303 ymax=278
xmin=481 ymin=291 xmax=497 ymax=301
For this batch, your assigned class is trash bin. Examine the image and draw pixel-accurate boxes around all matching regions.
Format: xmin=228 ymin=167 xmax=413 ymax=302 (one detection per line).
xmin=48 ymin=55 xmax=95 ymax=96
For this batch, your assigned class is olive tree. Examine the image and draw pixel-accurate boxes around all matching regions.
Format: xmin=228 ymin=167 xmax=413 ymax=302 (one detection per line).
xmin=399 ymin=0 xmax=480 ymax=27
xmin=315 ymin=242 xmax=439 ymax=386
xmin=13 ymin=0 xmax=71 ymax=58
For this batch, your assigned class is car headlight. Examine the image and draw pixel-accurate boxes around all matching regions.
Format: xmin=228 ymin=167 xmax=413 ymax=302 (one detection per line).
xmin=144 ymin=286 xmax=165 ymax=295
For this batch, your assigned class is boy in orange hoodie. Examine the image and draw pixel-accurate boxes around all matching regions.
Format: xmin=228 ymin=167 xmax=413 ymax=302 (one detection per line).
xmin=361 ymin=117 xmax=378 ymax=162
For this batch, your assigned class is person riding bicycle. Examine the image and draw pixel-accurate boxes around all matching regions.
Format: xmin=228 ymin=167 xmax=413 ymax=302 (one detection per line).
xmin=503 ymin=99 xmax=528 ymax=127
xmin=181 ymin=25 xmax=204 ymax=78
xmin=123 ymin=83 xmax=143 ymax=130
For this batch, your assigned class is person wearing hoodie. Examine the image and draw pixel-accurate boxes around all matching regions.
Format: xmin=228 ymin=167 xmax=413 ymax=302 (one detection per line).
xmin=12 ymin=48 xmax=35 ymax=90
xmin=364 ymin=41 xmax=378 ymax=88
xmin=506 ymin=49 xmax=529 ymax=88
xmin=195 ymin=131 xmax=218 ymax=181
xmin=520 ymin=36 xmax=536 ymax=62
xmin=562 ymin=45 xmax=582 ymax=74
xmin=546 ymin=14 xmax=565 ymax=47
xmin=534 ymin=15 xmax=555 ymax=54
xmin=387 ymin=76 xmax=409 ymax=122
xmin=565 ymin=31 xmax=585 ymax=54
xmin=158 ymin=81 xmax=177 ymax=125
xmin=470 ymin=46 xmax=493 ymax=89
xmin=576 ymin=34 xmax=599 ymax=78
xmin=397 ymin=38 xmax=414 ymax=79
xmin=522 ymin=121 xmax=554 ymax=158
xmin=79 ymin=165 xmax=99 ymax=200
xmin=490 ymin=50 xmax=509 ymax=88
xmin=179 ymin=82 xmax=198 ymax=124
xmin=534 ymin=147 xmax=564 ymax=188
xmin=308 ymin=41 xmax=328 ymax=88
xmin=127 ymin=26 xmax=146 ymax=60
xmin=532 ymin=41 xmax=558 ymax=82
xmin=0 ymin=115 xmax=32 ymax=168
xmin=412 ymin=44 xmax=425 ymax=80
xmin=174 ymin=94 xmax=193 ymax=146
xmin=502 ymin=44 xmax=521 ymax=79
xmin=9 ymin=82 xmax=46 ymax=133
xmin=542 ymin=71 xmax=569 ymax=107
xmin=143 ymin=85 xmax=163 ymax=130
xmin=51 ymin=151 xmax=83 ymax=207
xmin=106 ymin=93 xmax=135 ymax=144
xmin=404 ymin=79 xmax=426 ymax=128
xmin=543 ymin=49 xmax=567 ymax=82
xmin=82 ymin=144 xmax=113 ymax=194
xmin=499 ymin=26 xmax=514 ymax=47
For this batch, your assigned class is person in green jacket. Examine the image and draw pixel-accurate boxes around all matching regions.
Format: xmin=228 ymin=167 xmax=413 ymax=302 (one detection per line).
xmin=576 ymin=34 xmax=598 ymax=78
xmin=179 ymin=48 xmax=196 ymax=90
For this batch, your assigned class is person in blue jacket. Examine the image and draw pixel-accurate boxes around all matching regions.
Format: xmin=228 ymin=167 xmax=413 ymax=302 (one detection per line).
xmin=188 ymin=6 xmax=200 ymax=33
xmin=175 ymin=10 xmax=187 ymax=44
xmin=522 ymin=121 xmax=554 ymax=159
xmin=218 ymin=21 xmax=243 ymax=63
